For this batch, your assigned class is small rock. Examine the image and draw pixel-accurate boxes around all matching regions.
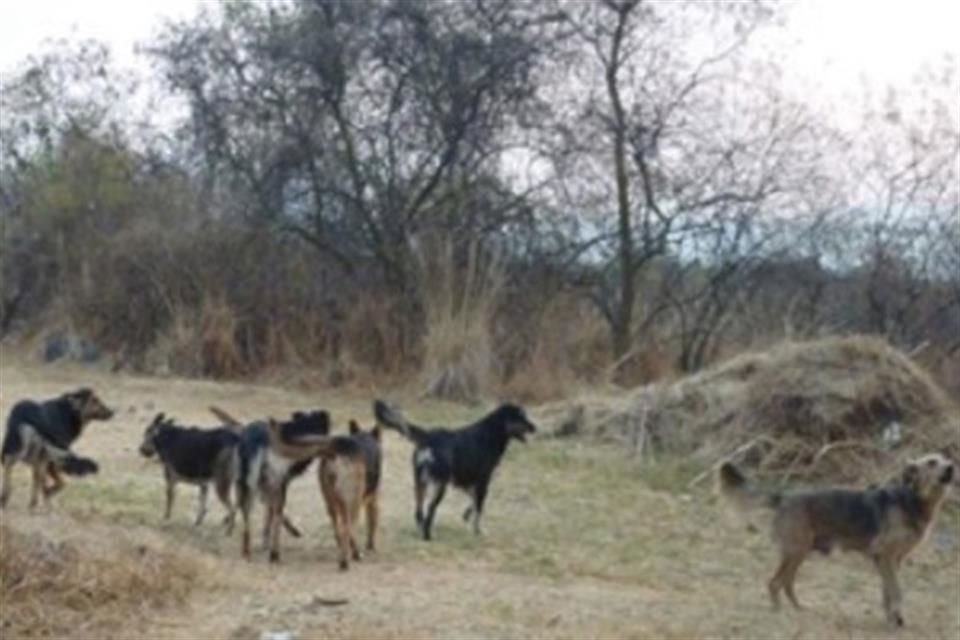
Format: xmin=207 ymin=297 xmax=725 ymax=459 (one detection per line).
xmin=260 ymin=632 xmax=295 ymax=640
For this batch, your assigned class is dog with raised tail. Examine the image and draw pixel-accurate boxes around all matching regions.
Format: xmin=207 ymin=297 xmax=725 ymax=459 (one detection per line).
xmin=373 ymin=399 xmax=536 ymax=541
xmin=717 ymin=453 xmax=955 ymax=627
xmin=208 ymin=406 xmax=327 ymax=560
xmin=1 ymin=388 xmax=112 ymax=510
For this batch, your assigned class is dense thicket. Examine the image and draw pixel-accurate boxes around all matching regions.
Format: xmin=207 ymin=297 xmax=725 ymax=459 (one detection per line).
xmin=2 ymin=1 xmax=957 ymax=399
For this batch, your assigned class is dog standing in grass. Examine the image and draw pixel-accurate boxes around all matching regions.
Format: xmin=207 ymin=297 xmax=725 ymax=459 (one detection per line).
xmin=373 ymin=399 xmax=536 ymax=541
xmin=210 ymin=407 xmax=330 ymax=560
xmin=321 ymin=420 xmax=383 ymax=562
xmin=265 ymin=416 xmax=382 ymax=570
xmin=139 ymin=413 xmax=239 ymax=530
xmin=1 ymin=388 xmax=113 ymax=510
xmin=717 ymin=453 xmax=955 ymax=626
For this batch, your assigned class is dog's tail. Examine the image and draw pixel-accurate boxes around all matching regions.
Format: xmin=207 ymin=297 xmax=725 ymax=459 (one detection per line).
xmin=372 ymin=400 xmax=429 ymax=446
xmin=10 ymin=424 xmax=99 ymax=475
xmin=209 ymin=406 xmax=243 ymax=430
xmin=266 ymin=419 xmax=341 ymax=462
xmin=717 ymin=461 xmax=781 ymax=528
xmin=59 ymin=454 xmax=99 ymax=476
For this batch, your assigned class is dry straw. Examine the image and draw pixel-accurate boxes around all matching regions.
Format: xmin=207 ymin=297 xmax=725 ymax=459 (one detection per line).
xmin=0 ymin=523 xmax=199 ymax=639
xmin=541 ymin=336 xmax=959 ymax=484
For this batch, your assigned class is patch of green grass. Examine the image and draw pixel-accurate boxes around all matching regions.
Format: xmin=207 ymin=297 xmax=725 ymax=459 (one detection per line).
xmin=65 ymin=476 xmax=157 ymax=515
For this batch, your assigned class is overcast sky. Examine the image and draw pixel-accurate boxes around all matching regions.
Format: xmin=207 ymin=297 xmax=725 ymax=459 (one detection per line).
xmin=0 ymin=0 xmax=957 ymax=126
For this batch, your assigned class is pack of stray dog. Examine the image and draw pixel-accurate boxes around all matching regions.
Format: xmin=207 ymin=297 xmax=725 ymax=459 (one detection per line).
xmin=3 ymin=384 xmax=956 ymax=629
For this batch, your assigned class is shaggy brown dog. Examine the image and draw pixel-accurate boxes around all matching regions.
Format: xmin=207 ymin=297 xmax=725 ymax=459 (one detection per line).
xmin=718 ymin=453 xmax=955 ymax=626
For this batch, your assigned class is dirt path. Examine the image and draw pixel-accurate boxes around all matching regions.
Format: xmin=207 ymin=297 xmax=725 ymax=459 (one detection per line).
xmin=2 ymin=355 xmax=958 ymax=639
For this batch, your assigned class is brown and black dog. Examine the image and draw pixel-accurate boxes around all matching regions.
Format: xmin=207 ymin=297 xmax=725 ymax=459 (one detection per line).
xmin=1 ymin=388 xmax=113 ymax=509
xmin=265 ymin=417 xmax=382 ymax=570
xmin=718 ymin=452 xmax=955 ymax=626
xmin=320 ymin=420 xmax=382 ymax=568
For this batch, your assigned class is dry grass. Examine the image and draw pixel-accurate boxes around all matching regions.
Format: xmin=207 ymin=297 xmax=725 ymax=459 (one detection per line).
xmin=417 ymin=236 xmax=504 ymax=404
xmin=0 ymin=520 xmax=200 ymax=639
xmin=541 ymin=335 xmax=960 ymax=483
xmin=0 ymin=346 xmax=957 ymax=640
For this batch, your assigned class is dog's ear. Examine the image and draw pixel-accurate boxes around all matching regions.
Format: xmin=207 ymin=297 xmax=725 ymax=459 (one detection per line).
xmin=152 ymin=413 xmax=166 ymax=425
xmin=902 ymin=463 xmax=919 ymax=489
xmin=349 ymin=420 xmax=361 ymax=434
xmin=64 ymin=389 xmax=88 ymax=410
xmin=371 ymin=424 xmax=382 ymax=441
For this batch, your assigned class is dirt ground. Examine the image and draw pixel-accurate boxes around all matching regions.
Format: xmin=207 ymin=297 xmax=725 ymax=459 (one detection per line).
xmin=1 ymin=355 xmax=958 ymax=640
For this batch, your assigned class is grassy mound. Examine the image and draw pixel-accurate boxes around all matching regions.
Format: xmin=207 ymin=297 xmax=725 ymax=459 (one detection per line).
xmin=541 ymin=336 xmax=959 ymax=483
xmin=0 ymin=521 xmax=199 ymax=639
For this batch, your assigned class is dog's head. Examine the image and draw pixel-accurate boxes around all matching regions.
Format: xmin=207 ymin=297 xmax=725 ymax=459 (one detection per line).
xmin=139 ymin=413 xmax=170 ymax=458
xmin=349 ymin=419 xmax=382 ymax=442
xmin=902 ymin=452 xmax=955 ymax=503
xmin=286 ymin=410 xmax=331 ymax=439
xmin=496 ymin=403 xmax=537 ymax=443
xmin=66 ymin=388 xmax=114 ymax=423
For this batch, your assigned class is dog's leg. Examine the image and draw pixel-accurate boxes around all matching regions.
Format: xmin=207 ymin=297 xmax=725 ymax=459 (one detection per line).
xmin=215 ymin=474 xmax=234 ymax=535
xmin=320 ymin=466 xmax=350 ymax=568
xmin=471 ymin=483 xmax=489 ymax=536
xmin=347 ymin=509 xmax=360 ymax=563
xmin=44 ymin=464 xmax=65 ymax=500
xmin=239 ymin=488 xmax=252 ymax=559
xmin=261 ymin=492 xmax=272 ymax=550
xmin=194 ymin=484 xmax=209 ymax=526
xmin=422 ymin=481 xmax=447 ymax=541
xmin=0 ymin=460 xmax=14 ymax=509
xmin=414 ymin=469 xmax=427 ymax=531
xmin=29 ymin=462 xmax=44 ymax=510
xmin=164 ymin=469 xmax=176 ymax=520
xmin=281 ymin=514 xmax=302 ymax=538
xmin=781 ymin=554 xmax=805 ymax=610
xmin=332 ymin=501 xmax=351 ymax=571
xmin=347 ymin=465 xmax=363 ymax=562
xmin=365 ymin=494 xmax=378 ymax=552
xmin=768 ymin=555 xmax=788 ymax=610
xmin=268 ymin=487 xmax=287 ymax=563
xmin=875 ymin=556 xmax=905 ymax=627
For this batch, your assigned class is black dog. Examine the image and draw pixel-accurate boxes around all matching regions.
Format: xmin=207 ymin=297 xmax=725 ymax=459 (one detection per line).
xmin=139 ymin=413 xmax=239 ymax=530
xmin=1 ymin=388 xmax=113 ymax=509
xmin=373 ymin=400 xmax=536 ymax=540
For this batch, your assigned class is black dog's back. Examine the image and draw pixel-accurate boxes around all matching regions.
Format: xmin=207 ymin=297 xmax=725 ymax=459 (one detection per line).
xmin=413 ymin=421 xmax=511 ymax=490
xmin=3 ymin=398 xmax=83 ymax=458
xmin=154 ymin=425 xmax=239 ymax=480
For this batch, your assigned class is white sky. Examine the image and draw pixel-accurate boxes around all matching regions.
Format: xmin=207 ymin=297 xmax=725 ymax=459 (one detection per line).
xmin=0 ymin=0 xmax=957 ymax=127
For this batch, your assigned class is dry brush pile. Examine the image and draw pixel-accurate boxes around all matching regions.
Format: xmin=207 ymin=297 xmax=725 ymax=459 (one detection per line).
xmin=540 ymin=336 xmax=960 ymax=484
xmin=0 ymin=522 xmax=199 ymax=639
